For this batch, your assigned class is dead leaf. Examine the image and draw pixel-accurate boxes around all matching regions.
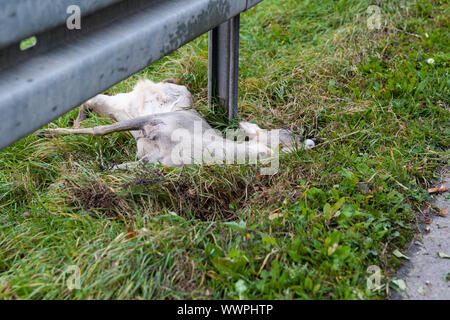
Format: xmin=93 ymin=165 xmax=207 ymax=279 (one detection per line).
xmin=127 ymin=229 xmax=136 ymax=239
xmin=111 ymin=261 xmax=120 ymax=267
xmin=427 ymin=186 xmax=449 ymax=194
xmin=423 ymin=202 xmax=431 ymax=213
xmin=268 ymin=212 xmax=284 ymax=220
xmin=439 ymin=208 xmax=448 ymax=217
xmin=425 ymin=219 xmax=431 ymax=224
xmin=137 ymin=227 xmax=150 ymax=236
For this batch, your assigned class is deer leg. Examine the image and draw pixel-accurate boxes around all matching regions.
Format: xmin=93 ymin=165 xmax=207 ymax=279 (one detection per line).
xmin=75 ymin=93 xmax=139 ymax=127
xmin=72 ymin=94 xmax=120 ymax=128
xmin=44 ymin=116 xmax=164 ymax=137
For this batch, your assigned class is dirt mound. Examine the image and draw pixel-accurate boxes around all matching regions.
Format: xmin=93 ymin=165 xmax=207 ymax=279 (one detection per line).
xmin=123 ymin=166 xmax=264 ymax=221
xmin=72 ymin=180 xmax=130 ymax=217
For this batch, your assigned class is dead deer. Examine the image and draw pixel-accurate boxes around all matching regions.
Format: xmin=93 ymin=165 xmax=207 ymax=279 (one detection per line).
xmin=45 ymin=79 xmax=314 ymax=170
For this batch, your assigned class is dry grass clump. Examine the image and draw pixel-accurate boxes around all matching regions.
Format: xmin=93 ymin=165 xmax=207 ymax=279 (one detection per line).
xmin=70 ymin=180 xmax=130 ymax=218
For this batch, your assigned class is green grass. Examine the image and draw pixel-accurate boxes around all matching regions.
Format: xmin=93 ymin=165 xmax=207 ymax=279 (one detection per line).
xmin=0 ymin=0 xmax=448 ymax=299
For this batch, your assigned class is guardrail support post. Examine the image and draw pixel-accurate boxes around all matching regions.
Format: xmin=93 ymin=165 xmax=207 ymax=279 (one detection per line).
xmin=208 ymin=14 xmax=240 ymax=121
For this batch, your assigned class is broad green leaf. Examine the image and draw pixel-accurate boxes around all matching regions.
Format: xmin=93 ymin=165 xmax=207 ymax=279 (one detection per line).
xmin=262 ymin=236 xmax=276 ymax=246
xmin=223 ymin=220 xmax=246 ymax=231
xmin=392 ymin=279 xmax=406 ymax=291
xmin=437 ymin=252 xmax=450 ymax=259
xmin=323 ymin=203 xmax=332 ymax=219
xmin=393 ymin=249 xmax=410 ymax=260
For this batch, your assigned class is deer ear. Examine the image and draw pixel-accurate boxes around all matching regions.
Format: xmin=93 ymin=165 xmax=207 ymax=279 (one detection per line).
xmin=238 ymin=122 xmax=262 ymax=138
xmin=162 ymin=78 xmax=179 ymax=84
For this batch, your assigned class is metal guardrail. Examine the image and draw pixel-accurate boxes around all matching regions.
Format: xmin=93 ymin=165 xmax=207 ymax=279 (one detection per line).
xmin=0 ymin=0 xmax=264 ymax=150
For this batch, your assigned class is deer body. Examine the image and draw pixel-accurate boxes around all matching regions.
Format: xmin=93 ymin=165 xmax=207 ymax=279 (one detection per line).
xmin=46 ymin=79 xmax=313 ymax=170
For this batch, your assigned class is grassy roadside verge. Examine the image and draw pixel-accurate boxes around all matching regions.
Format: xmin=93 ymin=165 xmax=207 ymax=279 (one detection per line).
xmin=0 ymin=0 xmax=448 ymax=299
